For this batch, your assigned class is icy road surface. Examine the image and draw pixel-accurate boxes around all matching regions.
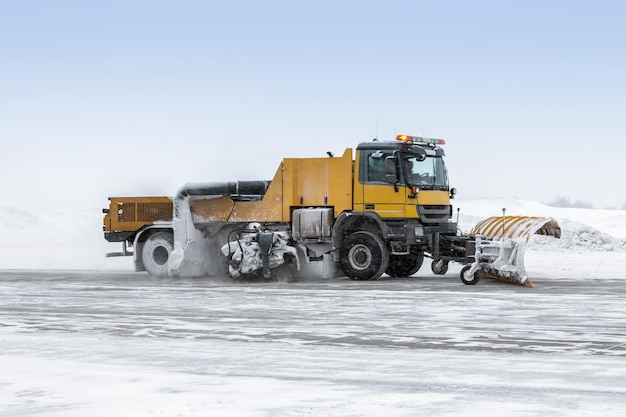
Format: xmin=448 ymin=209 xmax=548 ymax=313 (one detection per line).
xmin=2 ymin=257 xmax=626 ymax=416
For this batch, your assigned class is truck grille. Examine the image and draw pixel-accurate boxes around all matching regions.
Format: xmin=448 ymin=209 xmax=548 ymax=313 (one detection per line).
xmin=417 ymin=205 xmax=451 ymax=224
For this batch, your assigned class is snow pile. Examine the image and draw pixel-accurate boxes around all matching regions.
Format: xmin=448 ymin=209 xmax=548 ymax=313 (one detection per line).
xmin=0 ymin=206 xmax=40 ymax=230
xmin=0 ymin=205 xmax=132 ymax=271
xmin=532 ymin=218 xmax=626 ymax=252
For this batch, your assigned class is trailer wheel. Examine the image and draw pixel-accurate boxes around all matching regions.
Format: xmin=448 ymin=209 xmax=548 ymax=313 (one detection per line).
xmin=340 ymin=231 xmax=389 ymax=281
xmin=142 ymin=232 xmax=173 ymax=277
xmin=460 ymin=265 xmax=480 ymax=285
xmin=386 ymin=250 xmax=424 ymax=277
xmin=431 ymin=259 xmax=449 ymax=275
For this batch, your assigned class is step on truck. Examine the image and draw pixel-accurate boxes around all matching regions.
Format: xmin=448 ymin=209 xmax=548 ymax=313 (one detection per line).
xmin=103 ymin=135 xmax=560 ymax=286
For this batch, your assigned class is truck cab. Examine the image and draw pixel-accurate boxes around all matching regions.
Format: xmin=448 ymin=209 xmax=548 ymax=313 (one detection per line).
xmin=354 ymin=135 xmax=452 ymax=223
xmin=330 ymin=135 xmax=456 ymax=280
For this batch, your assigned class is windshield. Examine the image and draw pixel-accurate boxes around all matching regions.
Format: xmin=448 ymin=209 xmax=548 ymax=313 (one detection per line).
xmin=404 ymin=155 xmax=449 ymax=190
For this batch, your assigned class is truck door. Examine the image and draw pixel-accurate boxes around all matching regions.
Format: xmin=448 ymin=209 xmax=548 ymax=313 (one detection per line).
xmin=358 ymin=149 xmax=406 ymax=218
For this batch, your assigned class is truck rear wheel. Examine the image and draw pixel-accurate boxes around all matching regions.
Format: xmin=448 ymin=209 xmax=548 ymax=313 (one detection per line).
xmin=142 ymin=232 xmax=173 ymax=277
xmin=386 ymin=250 xmax=424 ymax=277
xmin=340 ymin=231 xmax=389 ymax=281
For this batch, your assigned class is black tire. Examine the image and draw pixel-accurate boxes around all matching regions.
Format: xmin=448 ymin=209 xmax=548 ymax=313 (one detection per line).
xmin=431 ymin=259 xmax=449 ymax=275
xmin=340 ymin=231 xmax=389 ymax=281
xmin=386 ymin=250 xmax=424 ymax=277
xmin=142 ymin=232 xmax=173 ymax=277
xmin=460 ymin=265 xmax=480 ymax=285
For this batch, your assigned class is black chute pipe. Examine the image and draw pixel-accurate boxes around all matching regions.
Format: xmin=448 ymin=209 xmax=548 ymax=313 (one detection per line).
xmin=175 ymin=181 xmax=271 ymax=200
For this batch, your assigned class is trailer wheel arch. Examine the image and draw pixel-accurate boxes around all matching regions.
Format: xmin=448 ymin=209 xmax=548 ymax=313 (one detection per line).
xmin=133 ymin=226 xmax=174 ymax=274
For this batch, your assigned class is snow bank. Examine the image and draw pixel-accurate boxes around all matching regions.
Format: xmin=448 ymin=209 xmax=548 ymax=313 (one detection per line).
xmin=0 ymin=205 xmax=132 ymax=271
xmin=1 ymin=199 xmax=625 ymax=271
xmin=532 ymin=218 xmax=626 ymax=252
xmin=454 ymin=198 xmax=626 ymax=252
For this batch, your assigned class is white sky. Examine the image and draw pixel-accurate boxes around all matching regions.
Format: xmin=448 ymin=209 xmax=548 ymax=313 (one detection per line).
xmin=1 ymin=0 xmax=625 ymax=210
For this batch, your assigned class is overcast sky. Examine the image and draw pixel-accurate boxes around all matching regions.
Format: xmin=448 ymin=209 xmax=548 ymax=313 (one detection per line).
xmin=1 ymin=0 xmax=625 ymax=210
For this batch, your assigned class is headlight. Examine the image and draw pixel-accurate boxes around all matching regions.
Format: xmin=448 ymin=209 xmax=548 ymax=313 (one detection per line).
xmin=414 ymin=226 xmax=424 ymax=237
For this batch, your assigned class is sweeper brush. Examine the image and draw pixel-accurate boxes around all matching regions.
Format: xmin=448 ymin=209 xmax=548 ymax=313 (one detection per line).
xmin=459 ymin=211 xmax=561 ymax=287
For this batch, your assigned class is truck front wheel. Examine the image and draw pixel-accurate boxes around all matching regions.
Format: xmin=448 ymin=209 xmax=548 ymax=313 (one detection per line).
xmin=142 ymin=232 xmax=173 ymax=277
xmin=340 ymin=231 xmax=389 ymax=281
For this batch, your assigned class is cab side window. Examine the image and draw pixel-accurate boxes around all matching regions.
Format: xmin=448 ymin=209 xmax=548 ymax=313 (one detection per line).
xmin=366 ymin=151 xmax=391 ymax=183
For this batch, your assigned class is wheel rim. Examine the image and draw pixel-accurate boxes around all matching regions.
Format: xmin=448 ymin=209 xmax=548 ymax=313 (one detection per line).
xmin=348 ymin=244 xmax=371 ymax=270
xmin=152 ymin=246 xmax=169 ymax=266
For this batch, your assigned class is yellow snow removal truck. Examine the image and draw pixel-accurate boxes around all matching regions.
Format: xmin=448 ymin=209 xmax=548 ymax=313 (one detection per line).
xmin=103 ymin=135 xmax=560 ymax=286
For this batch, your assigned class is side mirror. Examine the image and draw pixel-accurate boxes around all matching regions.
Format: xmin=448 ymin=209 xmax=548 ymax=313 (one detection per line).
xmin=385 ymin=156 xmax=398 ymax=184
xmin=450 ymin=187 xmax=457 ymax=199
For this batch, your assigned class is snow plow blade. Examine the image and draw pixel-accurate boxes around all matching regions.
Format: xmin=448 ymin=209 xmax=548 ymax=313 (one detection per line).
xmin=464 ymin=215 xmax=561 ymax=287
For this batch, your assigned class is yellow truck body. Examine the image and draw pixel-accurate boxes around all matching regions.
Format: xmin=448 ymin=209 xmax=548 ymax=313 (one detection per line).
xmin=104 ymin=136 xmax=457 ymax=281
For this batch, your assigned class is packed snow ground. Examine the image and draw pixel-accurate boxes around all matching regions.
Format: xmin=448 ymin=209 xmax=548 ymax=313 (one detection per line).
xmin=2 ymin=270 xmax=626 ymax=417
xmin=1 ymin=198 xmax=626 ymax=416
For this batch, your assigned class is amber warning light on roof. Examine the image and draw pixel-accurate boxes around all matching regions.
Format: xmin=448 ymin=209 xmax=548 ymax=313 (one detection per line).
xmin=396 ymin=135 xmax=445 ymax=145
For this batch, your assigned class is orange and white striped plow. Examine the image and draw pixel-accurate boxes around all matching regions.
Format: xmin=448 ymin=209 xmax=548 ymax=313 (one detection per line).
xmin=463 ymin=215 xmax=561 ymax=287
